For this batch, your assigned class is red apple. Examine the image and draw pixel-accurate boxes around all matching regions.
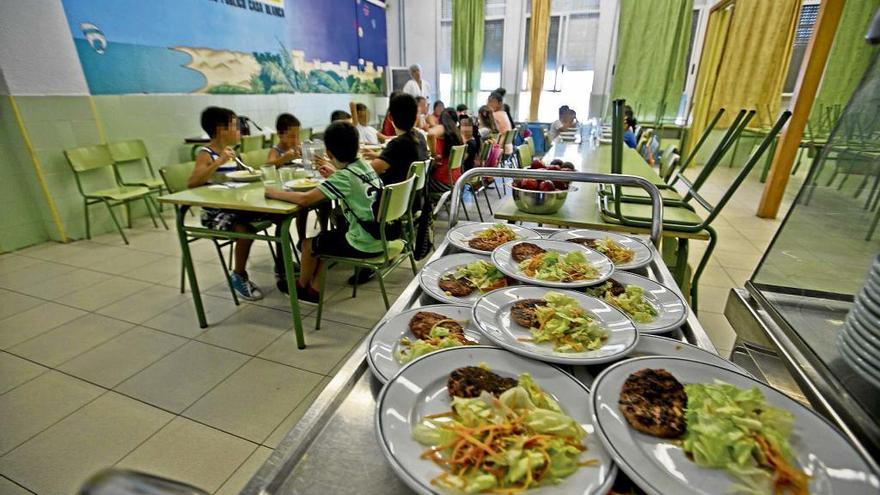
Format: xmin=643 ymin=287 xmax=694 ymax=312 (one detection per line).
xmin=539 ymin=180 xmax=556 ymax=192
xmin=530 ymin=159 xmax=545 ymax=169
xmin=521 ymin=178 xmax=539 ymax=190
xmin=553 ymin=180 xmax=569 ymax=190
xmin=547 ymin=165 xmax=561 ymax=171
xmin=512 ymin=180 xmax=522 ymax=188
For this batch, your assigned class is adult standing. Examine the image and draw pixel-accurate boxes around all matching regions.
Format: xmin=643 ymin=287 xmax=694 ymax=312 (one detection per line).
xmin=402 ymin=64 xmax=432 ymax=102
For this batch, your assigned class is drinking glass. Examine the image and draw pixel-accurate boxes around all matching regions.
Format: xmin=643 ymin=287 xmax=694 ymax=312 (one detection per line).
xmin=278 ymin=166 xmax=295 ymax=184
xmin=261 ymin=165 xmax=279 ymax=190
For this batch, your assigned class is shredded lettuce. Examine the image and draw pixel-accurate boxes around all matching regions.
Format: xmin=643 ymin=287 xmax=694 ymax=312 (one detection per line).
xmin=447 ymin=261 xmax=506 ymax=292
xmin=530 ymin=292 xmax=607 ymax=353
xmin=396 ymin=325 xmax=470 ymax=364
xmin=518 ymin=250 xmax=599 ymax=282
xmin=588 ymin=282 xmax=657 ymax=323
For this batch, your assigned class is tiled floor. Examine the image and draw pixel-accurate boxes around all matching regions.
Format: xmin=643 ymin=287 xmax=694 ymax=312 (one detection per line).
xmin=0 ymin=160 xmax=801 ymax=494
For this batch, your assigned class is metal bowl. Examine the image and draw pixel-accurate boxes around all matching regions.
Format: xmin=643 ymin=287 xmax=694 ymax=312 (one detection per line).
xmin=511 ymin=185 xmax=574 ymax=214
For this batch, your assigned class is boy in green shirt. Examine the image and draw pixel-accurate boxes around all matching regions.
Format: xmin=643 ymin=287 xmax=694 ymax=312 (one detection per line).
xmin=266 ymin=121 xmax=384 ymax=303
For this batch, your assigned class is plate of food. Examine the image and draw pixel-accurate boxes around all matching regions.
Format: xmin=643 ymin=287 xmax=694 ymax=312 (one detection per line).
xmin=590 ymin=356 xmax=879 ymax=495
xmin=284 ymin=177 xmax=323 ymax=190
xmin=226 ymin=170 xmax=262 ymax=182
xmin=419 ymin=253 xmax=513 ymax=304
xmin=446 ymin=222 xmax=542 ymax=255
xmin=472 ymin=286 xmax=638 ymax=365
xmin=367 ymin=304 xmax=484 ymax=383
xmin=376 ymin=346 xmax=618 ymax=495
xmin=492 ymin=239 xmax=613 ymax=288
xmin=585 ymin=272 xmax=687 ymax=334
xmin=549 ymin=229 xmax=652 ymax=270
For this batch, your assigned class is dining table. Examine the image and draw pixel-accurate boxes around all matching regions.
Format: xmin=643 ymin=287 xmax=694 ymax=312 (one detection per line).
xmin=158 ymin=181 xmax=308 ymax=349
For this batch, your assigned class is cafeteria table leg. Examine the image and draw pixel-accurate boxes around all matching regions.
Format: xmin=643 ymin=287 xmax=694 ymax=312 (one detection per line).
xmin=282 ymin=216 xmax=306 ymax=349
xmin=176 ymin=206 xmax=207 ymax=328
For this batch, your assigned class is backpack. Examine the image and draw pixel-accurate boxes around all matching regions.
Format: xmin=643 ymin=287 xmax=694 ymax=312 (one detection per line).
xmin=339 ymin=169 xmax=403 ymax=242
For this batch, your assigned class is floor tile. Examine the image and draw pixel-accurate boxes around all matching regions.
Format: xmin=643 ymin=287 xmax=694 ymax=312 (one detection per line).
xmin=96 ymin=285 xmax=188 ymax=324
xmin=724 ymin=267 xmax=754 ymax=287
xmin=0 ymin=371 xmax=103 ymax=454
xmin=94 ymin=252 xmax=167 ymax=276
xmin=263 ymin=376 xmax=330 ymax=448
xmin=184 ymin=358 xmax=323 ymax=443
xmin=16 ymin=269 xmax=113 ymax=301
xmin=698 ymin=311 xmax=738 ymax=356
xmin=215 ymin=446 xmax=273 ymax=495
xmin=0 ymin=303 xmax=87 ymax=350
xmin=713 ymin=249 xmax=763 ymax=271
xmin=195 ymin=305 xmax=290 ymax=355
xmin=0 ymin=291 xmax=43 ymax=321
xmin=8 ymin=313 xmax=133 ymax=368
xmin=0 ymin=476 xmax=31 ymax=495
xmin=116 ymin=417 xmax=256 ymax=493
xmin=142 ymin=294 xmax=239 ymax=338
xmin=258 ymin=318 xmax=368 ymax=375
xmin=60 ymin=244 xmax=132 ymax=269
xmin=115 ymin=341 xmax=249 ymax=413
xmin=126 ymin=259 xmax=186 ymax=286
xmin=316 ymin=286 xmax=392 ymax=329
xmin=55 ymin=276 xmax=152 ymax=311
xmin=0 ymin=254 xmax=43 ymax=276
xmin=696 ymin=285 xmax=733 ymax=315
xmin=0 ymin=262 xmax=77 ymax=293
xmin=0 ymin=352 xmax=47 ymax=395
xmin=58 ymin=327 xmax=187 ymax=388
xmin=0 ymin=392 xmax=172 ymax=495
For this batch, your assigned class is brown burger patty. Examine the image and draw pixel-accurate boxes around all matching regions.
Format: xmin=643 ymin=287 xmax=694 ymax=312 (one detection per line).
xmin=408 ymin=311 xmax=464 ymax=340
xmin=438 ymin=277 xmax=476 ymax=297
xmin=566 ymin=237 xmax=599 ymax=250
xmin=618 ymin=368 xmax=687 ymax=438
xmin=447 ymin=367 xmax=518 ymax=398
xmin=510 ymin=299 xmax=548 ymax=328
xmin=511 ymin=242 xmax=546 ymax=262
xmin=468 ymin=236 xmax=504 ymax=252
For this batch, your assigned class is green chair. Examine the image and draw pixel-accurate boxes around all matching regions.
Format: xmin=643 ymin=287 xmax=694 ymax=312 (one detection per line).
xmin=430 ymin=144 xmax=470 ymax=220
xmin=314 ymin=175 xmax=417 ymax=329
xmin=405 ymin=160 xmax=429 ymax=253
xmin=107 ymin=139 xmax=166 ymax=203
xmin=65 ymin=144 xmax=166 ymax=244
xmin=525 ymin=135 xmax=535 ymax=156
xmin=240 ymin=134 xmax=264 ymax=153
xmin=159 ymin=161 xmax=241 ymax=304
xmin=240 ymin=149 xmax=269 ymax=167
xmin=516 ymin=143 xmax=533 ymax=168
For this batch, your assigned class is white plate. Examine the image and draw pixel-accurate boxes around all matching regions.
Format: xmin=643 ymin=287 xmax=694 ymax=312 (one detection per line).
xmin=226 ymin=170 xmax=261 ymax=182
xmin=290 ymin=158 xmax=303 ymax=166
xmin=842 ymin=323 xmax=880 ymax=364
xmin=629 ymin=334 xmax=750 ymax=375
xmin=586 ymin=271 xmax=687 ymax=334
xmin=366 ymin=304 xmax=485 ymax=383
xmin=838 ymin=333 xmax=880 ymax=389
xmin=590 ymin=356 xmax=879 ymax=495
xmin=492 ymin=239 xmax=613 ymax=288
xmin=472 ymin=286 xmax=638 ymax=365
xmin=848 ymin=307 xmax=880 ymax=347
xmin=376 ymin=346 xmax=618 ymax=495
xmin=446 ymin=222 xmax=542 ymax=255
xmin=418 ymin=253 xmax=510 ymax=305
xmin=858 ymin=284 xmax=880 ymax=317
xmin=549 ymin=229 xmax=652 ymax=270
xmin=283 ymin=177 xmax=323 ymax=190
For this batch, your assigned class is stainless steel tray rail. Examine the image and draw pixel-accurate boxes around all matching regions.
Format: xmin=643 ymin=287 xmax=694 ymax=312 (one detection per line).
xmin=242 ymin=170 xmax=713 ymax=495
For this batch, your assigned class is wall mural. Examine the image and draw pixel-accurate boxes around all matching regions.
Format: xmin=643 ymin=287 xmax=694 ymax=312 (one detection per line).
xmin=60 ymin=0 xmax=387 ymax=95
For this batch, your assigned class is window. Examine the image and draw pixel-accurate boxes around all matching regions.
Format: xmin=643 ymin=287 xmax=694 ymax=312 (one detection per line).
xmin=438 ymin=0 xmax=505 ymax=106
xmin=518 ymin=1 xmax=600 ymax=122
xmin=783 ymin=3 xmax=820 ymax=94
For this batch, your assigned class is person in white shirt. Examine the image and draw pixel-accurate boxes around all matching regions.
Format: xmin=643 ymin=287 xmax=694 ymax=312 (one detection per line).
xmin=354 ymin=103 xmax=379 ymax=144
xmin=402 ymin=64 xmax=431 ymax=102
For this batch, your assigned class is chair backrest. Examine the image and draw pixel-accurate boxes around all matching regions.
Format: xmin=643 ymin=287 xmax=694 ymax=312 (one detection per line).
xmin=407 ymin=160 xmax=429 ymax=193
xmin=240 ymin=135 xmax=264 ymax=153
xmin=108 ymin=139 xmax=149 ymax=162
xmin=502 ymin=129 xmax=516 ymax=148
xmin=65 ymin=144 xmax=120 ymax=195
xmin=448 ymin=144 xmax=466 ymax=172
xmin=378 ymin=175 xmax=416 ymax=226
xmin=658 ymin=144 xmax=677 ymax=180
xmin=525 ymin=136 xmax=534 ymax=155
xmin=241 ymin=149 xmax=268 ymax=167
xmin=517 ymin=143 xmax=532 ymax=168
xmin=159 ymin=161 xmax=196 ymax=194
xmin=478 ymin=139 xmax=493 ymax=163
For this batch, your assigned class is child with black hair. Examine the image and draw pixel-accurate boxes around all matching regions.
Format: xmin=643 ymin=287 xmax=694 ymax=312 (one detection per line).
xmin=369 ymin=93 xmax=427 ymax=185
xmin=355 ymin=103 xmax=380 ymax=145
xmin=330 ymin=110 xmax=351 ymax=122
xmin=189 ymin=106 xmax=268 ymax=301
xmin=266 ymin=113 xmax=301 ymax=166
xmin=265 ymin=121 xmax=384 ymax=303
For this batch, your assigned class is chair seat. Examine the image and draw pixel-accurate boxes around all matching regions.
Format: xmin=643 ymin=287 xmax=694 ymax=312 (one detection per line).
xmin=126 ymin=177 xmax=164 ymax=189
xmin=324 ymin=239 xmax=405 ymax=266
xmin=621 ymin=185 xmax=683 ymax=200
xmin=616 ymin=201 xmax=706 ymax=227
xmin=86 ymin=185 xmax=151 ymax=201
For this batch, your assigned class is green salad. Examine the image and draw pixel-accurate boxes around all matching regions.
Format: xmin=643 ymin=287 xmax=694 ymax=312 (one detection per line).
xmin=531 ymin=292 xmax=607 ymax=353
xmin=396 ymin=325 xmax=471 ymax=364
xmin=518 ymin=251 xmax=599 ymax=283
xmin=412 ymin=372 xmax=593 ymax=493
xmin=683 ymin=382 xmax=808 ymax=494
xmin=588 ymin=282 xmax=657 ymax=323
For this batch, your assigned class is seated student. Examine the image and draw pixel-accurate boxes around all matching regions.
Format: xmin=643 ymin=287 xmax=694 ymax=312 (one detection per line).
xmin=370 ymin=93 xmax=427 ymax=186
xmin=266 ymin=113 xmax=301 ymax=166
xmin=548 ymin=105 xmax=571 ymax=141
xmin=265 ymin=121 xmax=384 ymax=304
xmin=330 ymin=110 xmax=351 ymax=122
xmin=427 ymin=100 xmax=445 ymax=127
xmin=459 ymin=116 xmax=481 ymax=170
xmin=415 ymin=96 xmax=430 ymax=131
xmin=456 ymin=104 xmax=469 ymax=119
xmin=427 ymin=108 xmax=464 ymax=193
xmin=355 ymin=103 xmax=380 ymax=145
xmin=623 ymin=117 xmax=638 ymax=149
xmin=477 ymin=105 xmax=497 ymax=139
xmin=189 ymin=106 xmax=270 ymax=301
xmin=381 ymin=91 xmax=402 ymax=137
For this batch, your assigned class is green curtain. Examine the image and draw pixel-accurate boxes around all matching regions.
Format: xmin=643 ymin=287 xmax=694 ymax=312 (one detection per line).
xmin=451 ymin=0 xmax=484 ymax=110
xmin=611 ymin=0 xmax=693 ymax=124
xmin=810 ymin=0 xmax=880 ymax=136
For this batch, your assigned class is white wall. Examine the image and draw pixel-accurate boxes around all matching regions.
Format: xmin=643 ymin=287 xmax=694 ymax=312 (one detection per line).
xmin=397 ymin=0 xmax=440 ymax=100
xmin=0 ymin=0 xmax=89 ymax=96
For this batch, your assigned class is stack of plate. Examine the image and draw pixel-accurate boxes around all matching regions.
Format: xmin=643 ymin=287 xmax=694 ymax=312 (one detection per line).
xmin=838 ymin=256 xmax=880 ymax=388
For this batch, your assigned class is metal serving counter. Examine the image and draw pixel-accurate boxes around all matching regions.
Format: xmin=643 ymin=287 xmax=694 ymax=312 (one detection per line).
xmin=242 ymin=168 xmax=718 ymax=495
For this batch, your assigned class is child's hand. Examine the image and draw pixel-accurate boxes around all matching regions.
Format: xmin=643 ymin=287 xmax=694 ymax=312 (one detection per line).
xmin=220 ymin=147 xmax=237 ymax=165
xmin=282 ymin=148 xmax=298 ymax=161
xmin=362 ymin=149 xmax=379 ymax=160
xmin=265 ymin=188 xmax=281 ymax=200
xmin=318 ymin=164 xmax=336 ymax=178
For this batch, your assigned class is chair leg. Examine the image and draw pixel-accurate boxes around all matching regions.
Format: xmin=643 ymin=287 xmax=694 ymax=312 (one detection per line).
xmin=142 ymin=198 xmax=159 ymax=228
xmin=149 ymin=196 xmax=169 ymax=229
xmin=483 ymin=188 xmax=494 ymax=215
xmin=125 ymin=202 xmax=132 ymax=229
xmin=690 ymin=227 xmax=718 ymax=316
xmin=315 ymin=262 xmax=329 ymax=330
xmin=459 ymin=196 xmax=470 ymax=221
xmin=409 ymin=253 xmax=418 ymax=274
xmin=84 ymin=199 xmax=91 ymax=240
xmin=376 ymin=269 xmax=390 ymax=309
xmin=104 ymin=200 xmax=129 ymax=245
xmin=213 ymin=240 xmax=239 ymax=305
xmin=352 ymin=267 xmax=359 ymax=298
xmin=180 ymin=258 xmax=186 ymax=294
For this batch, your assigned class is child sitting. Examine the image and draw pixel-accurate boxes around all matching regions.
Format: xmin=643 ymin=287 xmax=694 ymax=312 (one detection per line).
xmin=265 ymin=121 xmax=384 ymax=304
xmin=266 ymin=113 xmax=301 ymax=166
xmin=188 ymin=106 xmax=266 ymax=301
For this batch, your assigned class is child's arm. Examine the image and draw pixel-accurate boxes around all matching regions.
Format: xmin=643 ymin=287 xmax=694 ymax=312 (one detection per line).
xmin=265 ymin=147 xmax=299 ymax=167
xmin=188 ymin=147 xmax=235 ymax=188
xmin=265 ymin=187 xmax=326 ymax=208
